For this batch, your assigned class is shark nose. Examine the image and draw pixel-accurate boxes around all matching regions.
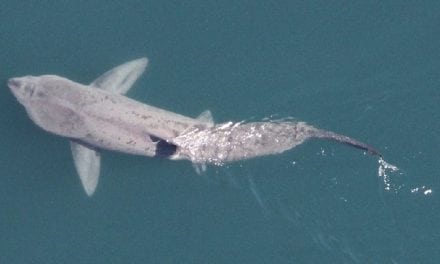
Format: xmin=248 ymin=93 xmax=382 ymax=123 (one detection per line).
xmin=7 ymin=78 xmax=20 ymax=90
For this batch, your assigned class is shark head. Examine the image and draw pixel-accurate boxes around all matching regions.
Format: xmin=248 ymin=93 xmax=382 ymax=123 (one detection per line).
xmin=8 ymin=75 xmax=88 ymax=138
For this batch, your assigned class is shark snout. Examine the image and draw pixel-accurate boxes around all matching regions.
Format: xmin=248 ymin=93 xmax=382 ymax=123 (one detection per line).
xmin=7 ymin=76 xmax=36 ymax=101
xmin=8 ymin=77 xmax=24 ymax=98
xmin=7 ymin=78 xmax=21 ymax=91
xmin=7 ymin=77 xmax=23 ymax=98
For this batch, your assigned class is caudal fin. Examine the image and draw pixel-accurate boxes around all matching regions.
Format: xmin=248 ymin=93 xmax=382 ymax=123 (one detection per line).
xmin=311 ymin=129 xmax=382 ymax=157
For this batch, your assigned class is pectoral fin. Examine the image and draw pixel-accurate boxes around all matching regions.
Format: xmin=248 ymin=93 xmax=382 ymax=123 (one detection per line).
xmin=70 ymin=141 xmax=101 ymax=196
xmin=90 ymin=57 xmax=148 ymax=94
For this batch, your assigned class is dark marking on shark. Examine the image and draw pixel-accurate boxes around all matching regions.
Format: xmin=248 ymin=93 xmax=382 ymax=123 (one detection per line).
xmin=150 ymin=135 xmax=177 ymax=157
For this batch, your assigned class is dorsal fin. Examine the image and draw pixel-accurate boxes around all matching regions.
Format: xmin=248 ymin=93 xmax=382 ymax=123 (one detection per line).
xmin=90 ymin=57 xmax=148 ymax=94
xmin=196 ymin=110 xmax=214 ymax=126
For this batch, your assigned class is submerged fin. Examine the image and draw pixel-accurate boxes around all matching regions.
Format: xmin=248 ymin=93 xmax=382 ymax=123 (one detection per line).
xmin=192 ymin=163 xmax=207 ymax=175
xmin=70 ymin=141 xmax=101 ymax=196
xmin=90 ymin=57 xmax=148 ymax=94
xmin=312 ymin=129 xmax=382 ymax=157
xmin=196 ymin=110 xmax=214 ymax=127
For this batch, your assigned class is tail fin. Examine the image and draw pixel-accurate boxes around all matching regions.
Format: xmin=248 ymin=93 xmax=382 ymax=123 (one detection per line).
xmin=311 ymin=129 xmax=382 ymax=157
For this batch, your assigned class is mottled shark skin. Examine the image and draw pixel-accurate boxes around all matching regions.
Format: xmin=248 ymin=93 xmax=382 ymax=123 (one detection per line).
xmin=8 ymin=57 xmax=380 ymax=197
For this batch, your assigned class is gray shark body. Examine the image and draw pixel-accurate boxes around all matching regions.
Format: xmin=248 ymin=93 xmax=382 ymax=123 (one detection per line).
xmin=8 ymin=58 xmax=380 ymax=196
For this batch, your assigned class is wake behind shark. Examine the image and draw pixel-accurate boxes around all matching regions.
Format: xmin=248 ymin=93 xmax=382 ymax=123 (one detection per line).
xmin=8 ymin=57 xmax=381 ymax=196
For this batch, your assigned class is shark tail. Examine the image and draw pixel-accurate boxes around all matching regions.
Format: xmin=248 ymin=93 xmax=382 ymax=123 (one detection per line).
xmin=310 ymin=129 xmax=382 ymax=157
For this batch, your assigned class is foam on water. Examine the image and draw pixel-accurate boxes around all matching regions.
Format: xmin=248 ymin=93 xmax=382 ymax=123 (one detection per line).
xmin=378 ymin=157 xmax=433 ymax=196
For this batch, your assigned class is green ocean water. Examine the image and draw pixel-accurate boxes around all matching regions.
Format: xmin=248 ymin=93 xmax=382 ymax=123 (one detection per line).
xmin=1 ymin=1 xmax=439 ymax=263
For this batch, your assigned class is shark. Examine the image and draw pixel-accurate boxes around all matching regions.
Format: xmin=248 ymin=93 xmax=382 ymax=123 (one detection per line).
xmin=8 ymin=57 xmax=381 ymax=196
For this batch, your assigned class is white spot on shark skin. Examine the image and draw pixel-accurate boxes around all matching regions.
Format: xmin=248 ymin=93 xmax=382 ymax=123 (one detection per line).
xmin=8 ymin=57 xmax=382 ymax=197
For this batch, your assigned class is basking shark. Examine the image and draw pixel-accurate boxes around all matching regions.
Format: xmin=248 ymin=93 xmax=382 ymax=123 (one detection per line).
xmin=8 ymin=57 xmax=381 ymax=196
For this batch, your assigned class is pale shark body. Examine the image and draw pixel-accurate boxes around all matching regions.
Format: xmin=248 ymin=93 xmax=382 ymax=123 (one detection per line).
xmin=8 ymin=58 xmax=380 ymax=196
xmin=8 ymin=58 xmax=213 ymax=195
